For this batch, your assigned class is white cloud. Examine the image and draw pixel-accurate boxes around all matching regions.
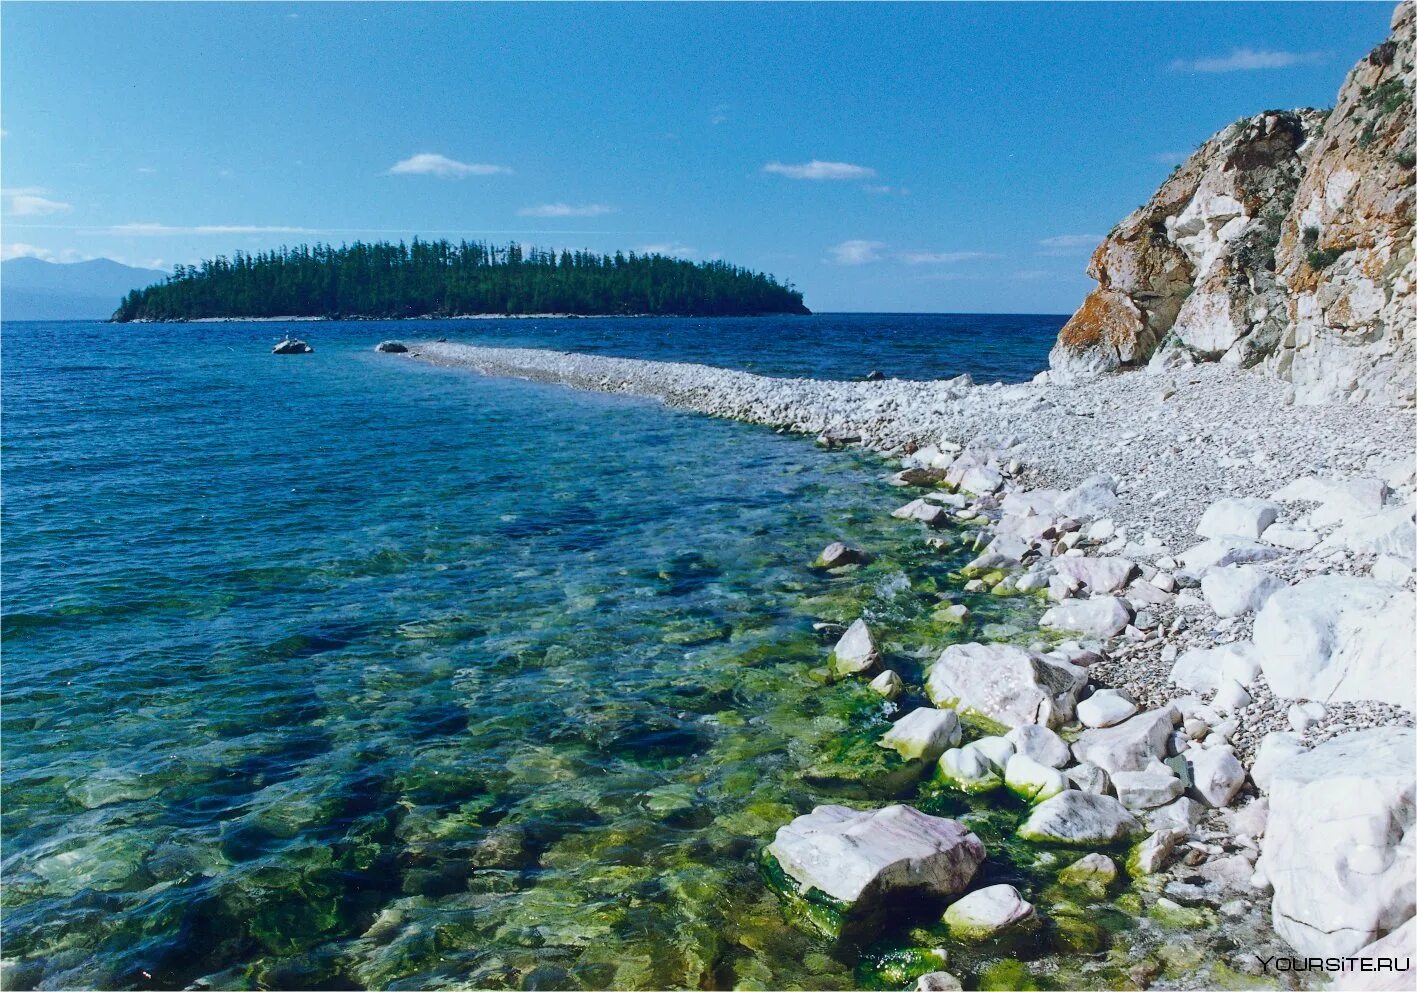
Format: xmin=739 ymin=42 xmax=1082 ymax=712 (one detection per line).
xmin=636 ymin=242 xmax=698 ymax=258
xmin=517 ymin=203 xmax=617 ymax=218
xmin=7 ymin=192 xmax=72 ymax=216
xmin=388 ymin=153 xmax=512 ymax=177
xmin=1037 ymin=234 xmax=1102 ymax=256
xmin=1170 ymin=48 xmax=1324 ymax=73
xmin=137 ymin=166 xmax=157 ymax=174
xmin=109 ymin=223 xmax=318 ymax=236
xmin=764 ymin=160 xmax=876 ymax=180
xmin=898 ymin=250 xmax=995 ymax=265
xmin=863 ymin=184 xmax=910 ymax=196
xmin=1152 ymin=151 xmax=1190 ymax=166
xmin=828 ymin=239 xmax=886 ymax=265
xmin=1 ymin=243 xmax=91 ymax=262
xmin=709 ymin=104 xmax=730 ymax=125
xmin=1013 ymin=269 xmax=1060 ymax=282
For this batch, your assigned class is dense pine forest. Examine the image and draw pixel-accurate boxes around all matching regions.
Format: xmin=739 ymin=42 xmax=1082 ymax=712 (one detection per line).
xmin=111 ymin=240 xmax=809 ymax=320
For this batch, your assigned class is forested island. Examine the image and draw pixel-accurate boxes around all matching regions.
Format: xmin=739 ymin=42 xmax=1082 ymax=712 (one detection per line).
xmin=110 ymin=240 xmax=809 ymax=320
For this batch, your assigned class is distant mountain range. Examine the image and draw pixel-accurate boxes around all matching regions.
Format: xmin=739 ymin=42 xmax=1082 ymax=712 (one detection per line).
xmin=2 ymin=257 xmax=168 ymax=320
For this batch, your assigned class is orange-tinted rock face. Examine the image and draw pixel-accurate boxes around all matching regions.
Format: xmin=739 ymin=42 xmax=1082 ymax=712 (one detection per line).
xmin=1051 ymin=1 xmax=1413 ymax=406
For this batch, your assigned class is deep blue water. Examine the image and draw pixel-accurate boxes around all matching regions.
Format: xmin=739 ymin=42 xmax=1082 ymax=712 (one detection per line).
xmin=1 ymin=316 xmax=1057 ymax=990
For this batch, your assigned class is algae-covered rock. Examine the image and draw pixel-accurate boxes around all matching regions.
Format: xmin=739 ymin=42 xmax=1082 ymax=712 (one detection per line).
xmin=880 ymin=708 xmax=962 ymax=763
xmin=942 ymin=884 xmax=1037 ymax=940
xmin=1018 ymin=791 xmax=1143 ymax=845
xmin=1003 ymin=754 xmax=1069 ymax=804
xmin=1057 ymin=852 xmax=1119 ymax=893
xmin=830 ymin=618 xmax=881 ymax=677
xmin=765 ymin=805 xmax=985 ymax=936
xmin=936 ymin=746 xmax=1005 ymax=794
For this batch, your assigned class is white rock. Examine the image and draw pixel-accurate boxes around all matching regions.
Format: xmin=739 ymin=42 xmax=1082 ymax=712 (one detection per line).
xmin=1187 ymin=745 xmax=1246 ymax=807
xmin=1201 ymin=565 xmax=1282 ymax=618
xmin=925 ymin=643 xmax=1083 ymax=729
xmin=1264 ymin=525 xmax=1320 ymax=551
xmin=1168 ymin=641 xmax=1262 ymax=694
xmin=1112 ymin=768 xmax=1184 ymax=810
xmin=1286 ymin=700 xmax=1324 ymax=734
xmin=1133 ymin=827 xmax=1187 ymax=874
xmin=937 ymin=746 xmax=1003 ymax=793
xmin=1263 ymin=728 xmax=1415 ymax=956
xmin=766 ymin=804 xmax=985 ymax=911
xmin=958 ymin=463 xmax=1005 ymax=496
xmin=892 ymin=498 xmax=951 ymax=526
xmin=970 ymin=735 xmax=1016 ymax=769
xmin=869 ymin=669 xmax=904 ymax=700
xmin=1018 ymin=791 xmax=1143 ymax=844
xmin=1077 ymin=689 xmax=1138 ymax=728
xmin=831 ymin=619 xmax=881 ymax=677
xmin=1211 ymin=678 xmax=1253 ymax=714
xmin=915 ymin=972 xmax=963 ymax=992
xmin=1053 ymin=557 xmax=1137 ymax=594
xmin=1055 ymin=473 xmax=1119 ymax=521
xmin=1179 ymin=538 xmax=1283 ymax=573
xmin=943 ymin=884 xmax=1037 ymax=939
xmin=1004 ymin=754 xmax=1069 ymax=803
xmin=1086 ymin=519 xmax=1116 ymax=541
xmin=1071 ymin=708 xmax=1176 ymax=775
xmin=1254 ymin=576 xmax=1416 ymax=712
xmin=1040 ymin=596 xmax=1132 ymax=638
xmin=1371 ymin=554 xmax=1415 ymax=585
xmin=818 ymin=542 xmax=869 ymax=569
xmin=1251 ymin=732 xmax=1308 ymax=794
xmin=1197 ymin=498 xmax=1280 ymax=541
xmin=1325 ymin=506 xmax=1417 ymax=559
xmin=1066 ymin=762 xmax=1112 ymax=796
xmin=1226 ymin=797 xmax=1269 ymax=839
xmin=879 ymin=707 xmax=961 ymax=763
xmin=1144 ymin=797 xmax=1206 ymax=832
xmin=1005 ymin=725 xmax=1071 ymax=768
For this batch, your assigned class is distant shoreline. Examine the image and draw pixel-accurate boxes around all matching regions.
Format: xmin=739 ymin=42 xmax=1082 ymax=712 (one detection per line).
xmin=113 ymin=312 xmax=810 ymax=324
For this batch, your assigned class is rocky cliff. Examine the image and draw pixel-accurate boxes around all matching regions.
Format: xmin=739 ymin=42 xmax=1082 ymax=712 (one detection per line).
xmin=1051 ymin=2 xmax=1414 ymax=406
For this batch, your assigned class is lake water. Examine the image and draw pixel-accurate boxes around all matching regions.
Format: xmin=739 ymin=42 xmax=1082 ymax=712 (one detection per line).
xmin=3 ymin=315 xmax=1068 ymax=990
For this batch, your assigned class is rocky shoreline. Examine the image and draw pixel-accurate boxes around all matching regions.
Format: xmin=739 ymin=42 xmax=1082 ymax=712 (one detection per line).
xmin=396 ymin=339 xmax=1416 ymax=989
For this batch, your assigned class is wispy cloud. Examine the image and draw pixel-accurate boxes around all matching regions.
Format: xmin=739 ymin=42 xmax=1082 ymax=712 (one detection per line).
xmin=1151 ymin=151 xmax=1190 ymax=166
xmin=1037 ymin=234 xmax=1102 ymax=256
xmin=830 ymin=241 xmax=995 ymax=266
xmin=1 ymin=242 xmax=89 ymax=262
xmin=863 ymin=184 xmax=910 ymax=196
xmin=109 ymin=223 xmax=319 ymax=236
xmin=709 ymin=104 xmax=730 ymax=126
xmin=388 ymin=153 xmax=512 ymax=178
xmin=1170 ymin=48 xmax=1325 ymax=73
xmin=828 ymin=239 xmax=887 ymax=265
xmin=517 ymin=202 xmax=616 ymax=218
xmin=764 ymin=160 xmax=876 ymax=181
xmin=898 ymin=250 xmax=995 ymax=265
xmin=4 ymin=188 xmax=72 ymax=216
xmin=637 ymin=242 xmax=698 ymax=258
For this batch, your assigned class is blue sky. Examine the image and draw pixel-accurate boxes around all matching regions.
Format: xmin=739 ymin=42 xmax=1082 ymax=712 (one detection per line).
xmin=1 ymin=2 xmax=1394 ymax=313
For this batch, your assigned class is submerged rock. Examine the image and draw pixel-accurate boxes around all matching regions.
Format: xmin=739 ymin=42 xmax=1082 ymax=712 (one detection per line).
xmin=766 ymin=805 xmax=985 ymax=929
xmin=816 ymin=541 xmax=871 ymax=569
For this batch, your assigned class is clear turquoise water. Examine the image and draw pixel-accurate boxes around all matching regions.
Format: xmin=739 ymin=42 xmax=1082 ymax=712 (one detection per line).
xmin=2 ymin=318 xmax=1065 ymax=990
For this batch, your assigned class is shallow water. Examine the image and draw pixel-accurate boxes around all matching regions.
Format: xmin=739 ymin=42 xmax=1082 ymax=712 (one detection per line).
xmin=12 ymin=317 xmax=1272 ymax=992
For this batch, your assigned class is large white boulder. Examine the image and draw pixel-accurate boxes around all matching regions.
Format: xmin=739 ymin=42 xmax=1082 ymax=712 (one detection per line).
xmin=1179 ymin=538 xmax=1283 ymax=573
xmin=830 ymin=618 xmax=881 ymax=677
xmin=1186 ymin=745 xmax=1246 ymax=807
xmin=1324 ymin=506 xmax=1417 ymax=559
xmin=1018 ymin=791 xmax=1143 ymax=844
xmin=1168 ymin=641 xmax=1262 ymax=694
xmin=925 ymin=643 xmax=1083 ymax=729
xmin=879 ymin=708 xmax=961 ymax=763
xmin=1251 ymin=732 xmax=1308 ymax=794
xmin=1197 ymin=498 xmax=1280 ymax=540
xmin=1201 ymin=565 xmax=1282 ymax=618
xmin=1071 ymin=708 xmax=1176 ymax=775
xmin=1262 ymin=728 xmax=1415 ymax=956
xmin=1040 ymin=596 xmax=1132 ymax=638
xmin=1254 ymin=576 xmax=1416 ymax=712
xmin=1273 ymin=476 xmax=1387 ymax=525
xmin=767 ymin=804 xmax=986 ymax=911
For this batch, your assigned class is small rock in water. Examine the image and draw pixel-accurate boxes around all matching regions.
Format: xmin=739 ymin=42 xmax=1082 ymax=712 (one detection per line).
xmin=272 ymin=337 xmax=313 ymax=354
xmin=943 ymin=884 xmax=1037 ymax=939
xmin=879 ymin=707 xmax=961 ymax=762
xmin=869 ymin=669 xmax=904 ymax=700
xmin=830 ymin=618 xmax=881 ymax=677
xmin=816 ymin=541 xmax=871 ymax=569
xmin=375 ymin=340 xmax=409 ymax=353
